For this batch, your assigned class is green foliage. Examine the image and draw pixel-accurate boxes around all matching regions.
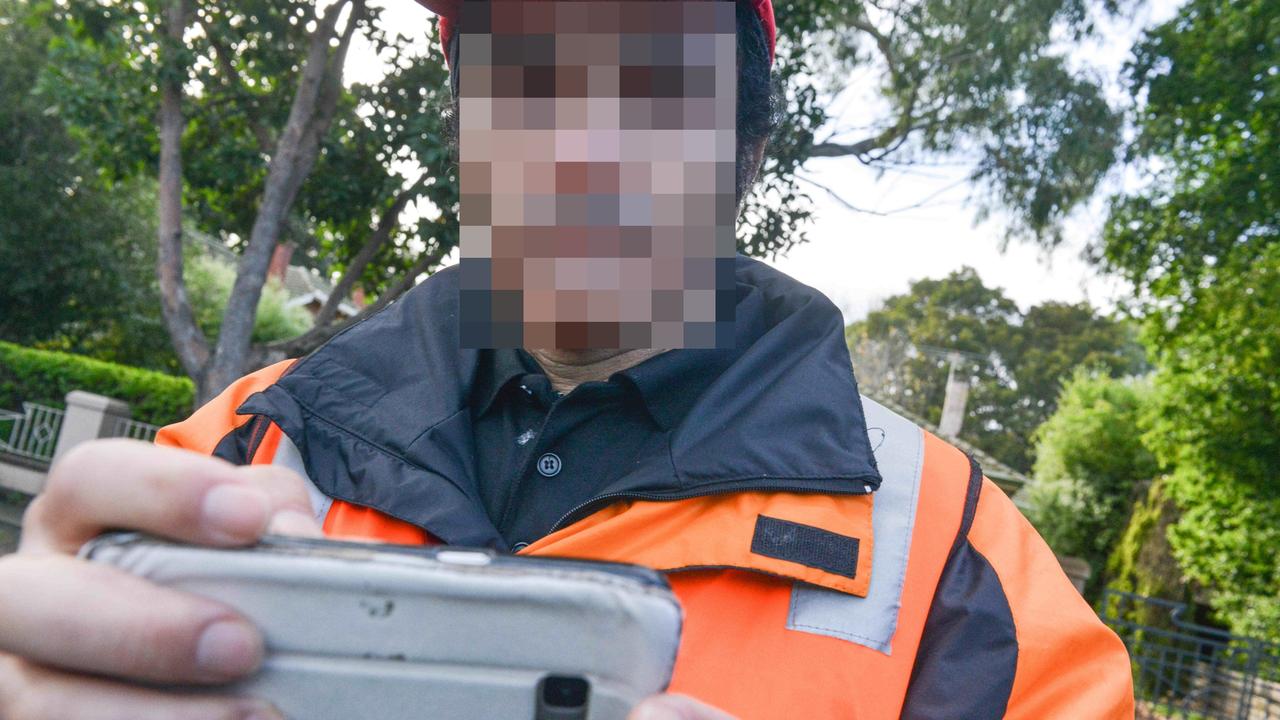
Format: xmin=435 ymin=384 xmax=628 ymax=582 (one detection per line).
xmin=184 ymin=254 xmax=311 ymax=344
xmin=971 ymin=54 xmax=1122 ymax=246
xmin=1100 ymin=0 xmax=1279 ymax=303
xmin=0 ymin=341 xmax=194 ymax=427
xmin=775 ymin=0 xmax=1125 ymax=249
xmin=1106 ymin=477 xmax=1188 ymax=605
xmin=1141 ymin=246 xmax=1280 ymax=642
xmin=734 ymin=2 xmax=825 ymax=258
xmin=1025 ymin=370 xmax=1158 ymax=596
xmin=1097 ymin=0 xmax=1280 ymax=640
xmin=37 ymin=0 xmax=1134 ymax=270
xmin=0 ymin=1 xmax=158 ymax=352
xmin=848 ymin=267 xmax=1146 ymax=471
xmin=41 ymin=0 xmax=459 ymax=294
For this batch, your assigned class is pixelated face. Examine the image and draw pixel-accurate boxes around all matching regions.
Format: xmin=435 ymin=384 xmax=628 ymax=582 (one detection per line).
xmin=457 ymin=0 xmax=737 ymax=349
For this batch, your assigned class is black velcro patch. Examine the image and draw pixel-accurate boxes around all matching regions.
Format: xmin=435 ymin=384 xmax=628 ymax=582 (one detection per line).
xmin=750 ymin=515 xmax=860 ymax=579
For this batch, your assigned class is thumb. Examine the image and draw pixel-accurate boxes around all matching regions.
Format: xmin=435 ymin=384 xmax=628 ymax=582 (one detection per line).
xmin=629 ymin=694 xmax=737 ymax=720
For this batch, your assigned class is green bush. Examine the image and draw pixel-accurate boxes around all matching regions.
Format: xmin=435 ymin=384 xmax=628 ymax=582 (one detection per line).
xmin=186 ymin=254 xmax=312 ymax=344
xmin=1025 ymin=369 xmax=1158 ymax=597
xmin=0 ymin=341 xmax=194 ymax=426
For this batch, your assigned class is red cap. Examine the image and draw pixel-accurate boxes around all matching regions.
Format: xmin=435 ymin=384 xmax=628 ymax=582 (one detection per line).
xmin=416 ymin=0 xmax=776 ymax=66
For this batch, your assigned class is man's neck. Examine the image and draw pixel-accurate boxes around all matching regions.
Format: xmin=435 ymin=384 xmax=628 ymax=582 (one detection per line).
xmin=526 ymin=348 xmax=665 ymax=394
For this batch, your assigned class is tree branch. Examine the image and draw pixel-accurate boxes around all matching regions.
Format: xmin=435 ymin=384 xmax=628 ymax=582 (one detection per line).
xmin=204 ymin=0 xmax=363 ymax=396
xmin=811 ymin=14 xmax=922 ymax=161
xmin=196 ymin=11 xmax=274 ymax=153
xmin=799 ymin=172 xmax=970 ymax=215
xmin=156 ymin=0 xmax=210 ymax=384
xmin=264 ymin=241 xmax=448 ymax=359
xmin=313 ymin=176 xmax=427 ymax=328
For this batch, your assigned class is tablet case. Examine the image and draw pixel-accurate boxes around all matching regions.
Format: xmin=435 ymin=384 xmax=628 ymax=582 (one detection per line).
xmin=81 ymin=533 xmax=683 ymax=720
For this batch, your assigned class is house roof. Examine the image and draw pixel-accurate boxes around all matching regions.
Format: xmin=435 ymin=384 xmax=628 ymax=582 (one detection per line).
xmin=281 ymin=266 xmax=359 ymax=319
xmin=192 ymin=235 xmax=360 ymax=320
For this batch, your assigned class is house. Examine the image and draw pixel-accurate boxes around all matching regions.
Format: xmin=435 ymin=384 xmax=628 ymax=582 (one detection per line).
xmin=267 ymin=243 xmax=363 ymax=322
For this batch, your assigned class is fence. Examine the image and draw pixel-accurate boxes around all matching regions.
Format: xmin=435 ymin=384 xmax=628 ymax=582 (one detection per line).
xmin=0 ymin=403 xmax=66 ymax=465
xmin=105 ymin=414 xmax=162 ymax=443
xmin=1101 ymin=590 xmax=1280 ymax=719
xmin=0 ymin=401 xmax=158 ymax=469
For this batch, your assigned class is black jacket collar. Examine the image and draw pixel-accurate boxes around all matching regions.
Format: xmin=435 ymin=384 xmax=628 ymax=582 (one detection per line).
xmin=239 ymin=255 xmax=882 ymax=548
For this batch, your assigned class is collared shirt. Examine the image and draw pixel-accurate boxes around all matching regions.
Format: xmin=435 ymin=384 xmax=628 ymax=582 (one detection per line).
xmin=470 ymin=347 xmax=735 ymax=549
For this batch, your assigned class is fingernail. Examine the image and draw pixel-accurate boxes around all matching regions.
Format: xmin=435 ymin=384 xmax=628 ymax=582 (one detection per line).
xmin=202 ymin=484 xmax=271 ymax=542
xmin=197 ymin=619 xmax=263 ymax=678
xmin=267 ymin=510 xmax=324 ymax=538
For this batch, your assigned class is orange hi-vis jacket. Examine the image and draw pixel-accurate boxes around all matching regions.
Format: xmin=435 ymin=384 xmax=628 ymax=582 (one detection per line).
xmin=158 ymin=258 xmax=1134 ymax=719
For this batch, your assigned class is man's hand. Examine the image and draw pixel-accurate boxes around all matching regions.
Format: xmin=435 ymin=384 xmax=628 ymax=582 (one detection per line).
xmin=0 ymin=439 xmax=322 ymax=720
xmin=630 ymin=694 xmax=738 ymax=720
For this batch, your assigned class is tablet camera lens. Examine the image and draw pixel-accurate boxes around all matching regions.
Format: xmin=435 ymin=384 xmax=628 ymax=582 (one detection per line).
xmin=541 ymin=675 xmax=589 ymax=708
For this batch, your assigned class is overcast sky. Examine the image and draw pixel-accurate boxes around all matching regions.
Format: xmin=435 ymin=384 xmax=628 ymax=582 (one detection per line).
xmin=348 ymin=0 xmax=1183 ymax=323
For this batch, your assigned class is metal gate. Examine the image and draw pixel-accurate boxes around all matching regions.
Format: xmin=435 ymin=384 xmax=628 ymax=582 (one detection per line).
xmin=1101 ymin=590 xmax=1280 ymax=719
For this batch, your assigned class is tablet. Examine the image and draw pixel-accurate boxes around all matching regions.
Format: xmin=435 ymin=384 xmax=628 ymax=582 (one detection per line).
xmin=81 ymin=532 xmax=683 ymax=720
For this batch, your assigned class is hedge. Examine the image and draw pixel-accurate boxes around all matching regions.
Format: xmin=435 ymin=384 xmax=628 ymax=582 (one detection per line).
xmin=0 ymin=341 xmax=194 ymax=427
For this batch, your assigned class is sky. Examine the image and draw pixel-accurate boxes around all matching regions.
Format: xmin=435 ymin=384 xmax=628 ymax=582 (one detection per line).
xmin=347 ymin=0 xmax=1183 ymax=323
xmin=769 ymin=0 xmax=1184 ymax=321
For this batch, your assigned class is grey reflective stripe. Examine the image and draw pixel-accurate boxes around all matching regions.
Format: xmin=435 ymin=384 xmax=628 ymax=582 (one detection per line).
xmin=785 ymin=395 xmax=924 ymax=654
xmin=273 ymin=432 xmax=333 ymax=525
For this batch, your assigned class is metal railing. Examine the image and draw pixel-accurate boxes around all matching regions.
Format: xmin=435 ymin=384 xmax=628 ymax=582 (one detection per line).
xmin=0 ymin=403 xmax=65 ymax=465
xmin=1101 ymin=590 xmax=1280 ymax=719
xmin=105 ymin=415 xmax=160 ymax=443
xmin=0 ymin=404 xmax=160 ymax=469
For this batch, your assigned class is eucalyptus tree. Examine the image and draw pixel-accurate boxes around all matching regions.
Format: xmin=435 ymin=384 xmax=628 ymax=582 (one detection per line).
xmin=757 ymin=0 xmax=1126 ymax=256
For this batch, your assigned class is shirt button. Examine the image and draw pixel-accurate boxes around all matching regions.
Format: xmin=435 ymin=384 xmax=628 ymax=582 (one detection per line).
xmin=536 ymin=452 xmax=562 ymax=477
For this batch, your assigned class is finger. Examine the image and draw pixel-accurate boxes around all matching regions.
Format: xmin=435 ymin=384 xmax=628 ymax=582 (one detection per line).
xmin=22 ymin=439 xmax=319 ymax=555
xmin=235 ymin=465 xmax=324 ymax=538
xmin=629 ymin=694 xmax=738 ymax=720
xmin=0 ymin=554 xmax=263 ymax=684
xmin=0 ymin=654 xmax=282 ymax=720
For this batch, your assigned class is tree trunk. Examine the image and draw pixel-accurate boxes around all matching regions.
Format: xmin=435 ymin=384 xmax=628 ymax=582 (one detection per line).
xmin=155 ymin=0 xmax=211 ymax=398
xmin=200 ymin=0 xmax=364 ymax=401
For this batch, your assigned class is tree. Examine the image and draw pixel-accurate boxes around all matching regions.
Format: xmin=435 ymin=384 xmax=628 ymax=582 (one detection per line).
xmin=0 ymin=1 xmax=156 ymax=352
xmin=1096 ymin=0 xmax=1280 ymax=640
xmin=1025 ymin=369 xmax=1157 ymax=597
xmin=847 ymin=267 xmax=1145 ymax=471
xmin=756 ymin=0 xmax=1126 ymax=257
xmin=1141 ymin=249 xmax=1280 ymax=641
xmin=37 ymin=0 xmax=1136 ymax=401
xmin=43 ymin=0 xmax=458 ymax=402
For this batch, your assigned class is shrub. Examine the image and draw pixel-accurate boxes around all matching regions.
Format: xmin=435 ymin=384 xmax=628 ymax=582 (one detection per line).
xmin=1025 ymin=369 xmax=1158 ymax=597
xmin=186 ymin=254 xmax=312 ymax=344
xmin=0 ymin=341 xmax=194 ymax=426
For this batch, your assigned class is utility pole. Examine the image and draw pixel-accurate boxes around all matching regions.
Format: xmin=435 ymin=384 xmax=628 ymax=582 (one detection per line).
xmin=938 ymin=352 xmax=970 ymax=439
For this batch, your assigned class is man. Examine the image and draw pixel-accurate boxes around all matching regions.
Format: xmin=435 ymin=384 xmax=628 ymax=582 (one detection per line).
xmin=0 ymin=1 xmax=1134 ymax=718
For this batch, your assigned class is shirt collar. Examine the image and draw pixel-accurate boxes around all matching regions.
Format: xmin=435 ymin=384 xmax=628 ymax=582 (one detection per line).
xmin=470 ymin=348 xmax=543 ymax=418
xmin=473 ymin=347 xmax=734 ymax=431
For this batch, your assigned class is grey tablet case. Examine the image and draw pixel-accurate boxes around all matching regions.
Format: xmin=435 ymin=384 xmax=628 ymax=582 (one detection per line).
xmin=81 ymin=533 xmax=683 ymax=720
